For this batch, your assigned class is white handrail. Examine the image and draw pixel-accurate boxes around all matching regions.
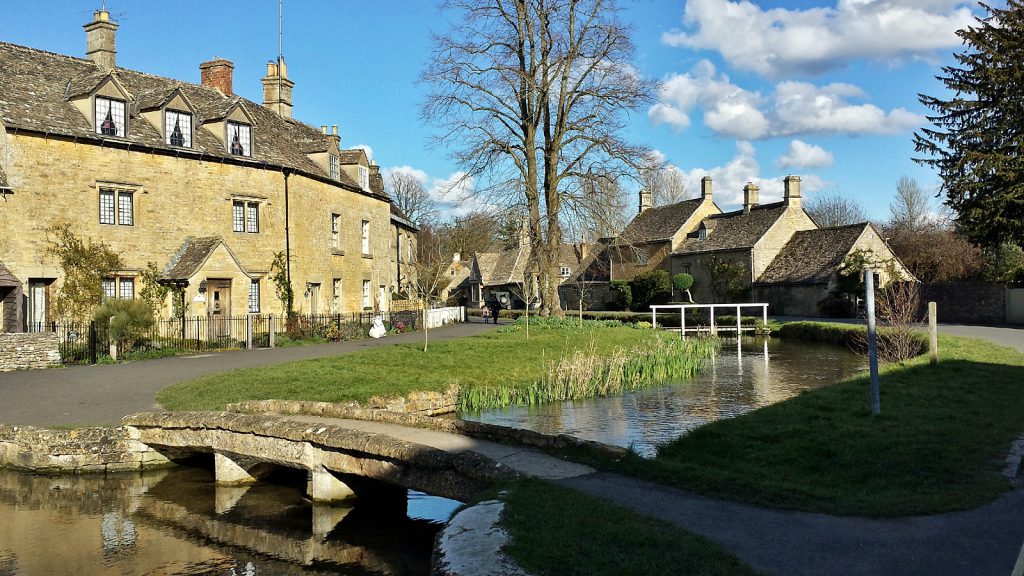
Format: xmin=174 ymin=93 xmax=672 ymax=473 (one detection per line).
xmin=650 ymin=303 xmax=769 ymax=337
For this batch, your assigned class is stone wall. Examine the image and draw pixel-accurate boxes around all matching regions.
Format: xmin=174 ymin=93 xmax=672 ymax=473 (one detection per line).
xmin=0 ymin=332 xmax=60 ymax=371
xmin=919 ymin=282 xmax=1006 ymax=324
xmin=0 ymin=425 xmax=171 ymax=474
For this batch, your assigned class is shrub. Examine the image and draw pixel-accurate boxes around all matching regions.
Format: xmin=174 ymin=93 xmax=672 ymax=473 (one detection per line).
xmin=610 ymin=280 xmax=632 ymax=311
xmin=672 ymin=273 xmax=694 ymax=302
xmin=629 ymin=270 xmax=671 ymax=311
xmin=92 ymin=299 xmax=154 ymax=352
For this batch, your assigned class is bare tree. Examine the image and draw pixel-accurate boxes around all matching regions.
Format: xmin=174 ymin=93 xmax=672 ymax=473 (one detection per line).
xmin=639 ymin=154 xmax=687 ymax=207
xmin=805 ymin=189 xmax=868 ymax=228
xmin=411 ymin=231 xmax=453 ymax=352
xmin=423 ymin=0 xmax=653 ymax=317
xmin=389 ymin=171 xmax=437 ymax=225
xmin=890 ymin=176 xmax=933 ymax=231
xmin=439 ymin=211 xmax=500 ymax=258
xmin=570 ymin=171 xmax=631 ymax=241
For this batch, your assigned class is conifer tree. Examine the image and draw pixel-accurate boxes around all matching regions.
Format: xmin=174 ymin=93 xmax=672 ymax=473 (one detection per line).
xmin=914 ymin=1 xmax=1024 ymax=248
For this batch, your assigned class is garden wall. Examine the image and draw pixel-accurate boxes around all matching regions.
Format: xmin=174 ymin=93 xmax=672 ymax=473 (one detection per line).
xmin=918 ymin=282 xmax=1006 ymax=324
xmin=0 ymin=332 xmax=61 ymax=371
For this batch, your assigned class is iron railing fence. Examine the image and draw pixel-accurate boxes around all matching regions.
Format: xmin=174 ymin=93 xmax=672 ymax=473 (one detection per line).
xmin=29 ymin=310 xmax=426 ymax=365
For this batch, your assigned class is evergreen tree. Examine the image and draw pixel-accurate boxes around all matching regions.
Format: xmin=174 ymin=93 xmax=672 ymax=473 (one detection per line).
xmin=914 ymin=1 xmax=1024 ymax=249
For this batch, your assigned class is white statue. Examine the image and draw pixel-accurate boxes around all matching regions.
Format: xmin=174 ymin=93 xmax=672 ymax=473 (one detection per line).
xmin=368 ymin=316 xmax=387 ymax=339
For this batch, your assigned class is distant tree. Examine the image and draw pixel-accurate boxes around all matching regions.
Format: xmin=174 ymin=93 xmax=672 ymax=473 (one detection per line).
xmin=639 ymin=154 xmax=688 ymax=207
xmin=914 ymin=1 xmax=1024 ymax=249
xmin=805 ymin=189 xmax=868 ymax=228
xmin=889 ymin=176 xmax=933 ymax=231
xmin=439 ymin=211 xmax=500 ymax=258
xmin=886 ymin=225 xmax=983 ymax=283
xmin=572 ymin=172 xmax=632 ymax=241
xmin=410 ymin=232 xmax=453 ymax=352
xmin=46 ymin=224 xmax=122 ymax=322
xmin=389 ymin=171 xmax=437 ymax=225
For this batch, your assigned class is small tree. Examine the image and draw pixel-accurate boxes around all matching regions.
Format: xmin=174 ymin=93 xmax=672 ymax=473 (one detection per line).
xmin=93 ymin=299 xmax=154 ymax=354
xmin=138 ymin=261 xmax=171 ymax=317
xmin=268 ymin=251 xmax=294 ymax=316
xmin=610 ymin=280 xmax=632 ymax=311
xmin=411 ymin=234 xmax=452 ymax=352
xmin=46 ymin=224 xmax=123 ymax=321
xmin=629 ymin=270 xmax=672 ymax=310
xmin=672 ymin=273 xmax=694 ymax=303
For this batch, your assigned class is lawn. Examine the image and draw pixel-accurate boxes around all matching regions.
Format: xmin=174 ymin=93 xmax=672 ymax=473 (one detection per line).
xmin=156 ymin=319 xmax=712 ymax=411
xmin=616 ymin=323 xmax=1024 ymax=516
xmin=500 ymin=478 xmax=761 ymax=576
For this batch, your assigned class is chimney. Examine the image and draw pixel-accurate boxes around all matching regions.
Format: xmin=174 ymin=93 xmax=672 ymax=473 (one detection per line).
xmin=452 ymin=253 xmax=462 ymax=262
xmin=784 ymin=175 xmax=802 ymax=208
xmin=84 ymin=9 xmax=118 ymax=70
xmin=743 ymin=182 xmax=759 ymax=214
xmin=701 ymin=176 xmax=713 ymax=202
xmin=638 ymin=190 xmax=653 ymax=214
xmin=200 ymin=58 xmax=234 ymax=95
xmin=262 ymin=58 xmax=295 ymax=119
xmin=327 ymin=125 xmax=340 ymax=149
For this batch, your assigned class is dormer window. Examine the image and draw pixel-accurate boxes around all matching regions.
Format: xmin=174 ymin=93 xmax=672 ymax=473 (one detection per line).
xmin=95 ymin=96 xmax=126 ymax=137
xmin=227 ymin=121 xmax=252 ymax=156
xmin=165 ymin=110 xmax=192 ymax=147
xmin=359 ymin=165 xmax=370 ymax=191
xmin=698 ymin=227 xmax=708 ymax=240
xmin=329 ymin=154 xmax=340 ymax=180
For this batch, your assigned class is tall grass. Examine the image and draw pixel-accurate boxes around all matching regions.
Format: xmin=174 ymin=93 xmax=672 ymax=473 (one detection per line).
xmin=458 ymin=334 xmax=719 ymax=411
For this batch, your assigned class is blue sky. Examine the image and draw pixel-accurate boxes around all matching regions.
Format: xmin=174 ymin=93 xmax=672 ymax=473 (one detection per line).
xmin=1 ymin=1 xmax=975 ymax=221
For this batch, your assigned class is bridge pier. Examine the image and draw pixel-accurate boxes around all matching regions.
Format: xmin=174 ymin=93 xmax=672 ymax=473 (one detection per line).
xmin=308 ymin=468 xmax=355 ymax=502
xmin=312 ymin=504 xmax=353 ymax=539
xmin=214 ymin=484 xmax=251 ymax=515
xmin=213 ymin=452 xmax=263 ymax=485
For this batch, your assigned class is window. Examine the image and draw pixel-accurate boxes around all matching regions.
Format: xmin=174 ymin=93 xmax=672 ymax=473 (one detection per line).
xmin=165 ymin=110 xmax=192 ymax=147
xmin=331 ymin=213 xmax=340 ymax=250
xmin=397 ymin=233 xmax=402 ymax=261
xmin=308 ymin=283 xmax=321 ymax=315
xmin=361 ymin=220 xmax=370 ymax=254
xmin=233 ymin=200 xmax=259 ymax=233
xmin=119 ymin=277 xmax=134 ymax=300
xmin=248 ymin=279 xmax=260 ymax=313
xmin=698 ymin=227 xmax=708 ymax=241
xmin=407 ymin=234 xmax=413 ymax=262
xmin=227 ymin=121 xmax=252 ymax=156
xmin=358 ymin=165 xmax=370 ymax=191
xmin=333 ymin=279 xmax=342 ymax=313
xmin=560 ymin=266 xmax=571 ymax=278
xmin=95 ymin=96 xmax=126 ymax=137
xmin=680 ymin=264 xmax=692 ymax=275
xmin=362 ymin=280 xmax=371 ymax=309
xmin=329 ymin=154 xmax=340 ymax=180
xmin=100 ymin=188 xmax=134 ymax=226
xmin=102 ymin=278 xmax=116 ymax=300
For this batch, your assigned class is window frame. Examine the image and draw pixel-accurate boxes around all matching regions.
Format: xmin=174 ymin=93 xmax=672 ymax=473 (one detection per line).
xmin=232 ymin=199 xmax=260 ymax=234
xmin=226 ymin=120 xmax=252 ymax=157
xmin=165 ymin=109 xmax=193 ymax=148
xmin=95 ymin=96 xmax=126 ymax=138
xmin=118 ymin=277 xmax=135 ymax=300
xmin=329 ymin=154 xmax=340 ymax=181
xmin=358 ymin=165 xmax=370 ymax=191
xmin=248 ymin=279 xmax=260 ymax=313
xmin=102 ymin=278 xmax=116 ymax=301
xmin=331 ymin=213 xmax=341 ymax=250
xmin=361 ymin=220 xmax=370 ymax=255
xmin=362 ymin=280 xmax=371 ymax=309
xmin=332 ymin=278 xmax=342 ymax=313
xmin=560 ymin=266 xmax=571 ymax=278
xmin=99 ymin=187 xmax=135 ymax=226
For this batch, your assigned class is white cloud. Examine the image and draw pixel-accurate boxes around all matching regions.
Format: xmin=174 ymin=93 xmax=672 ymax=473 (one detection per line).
xmin=383 ymin=165 xmax=429 ymax=185
xmin=663 ymin=0 xmax=976 ymax=77
xmin=776 ymin=140 xmax=834 ymax=169
xmin=351 ymin=144 xmax=374 ymax=162
xmin=678 ymin=141 xmax=828 ymax=209
xmin=649 ymin=60 xmax=923 ymax=138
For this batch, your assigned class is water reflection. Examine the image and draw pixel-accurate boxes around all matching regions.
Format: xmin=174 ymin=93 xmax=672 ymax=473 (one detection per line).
xmin=0 ymin=465 xmax=461 ymax=575
xmin=462 ymin=336 xmax=865 ymax=457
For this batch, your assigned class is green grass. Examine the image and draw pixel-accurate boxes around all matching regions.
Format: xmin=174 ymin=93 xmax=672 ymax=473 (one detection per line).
xmin=500 ymin=479 xmax=760 ymax=576
xmin=614 ymin=323 xmax=1024 ymax=516
xmin=157 ymin=320 xmax=710 ymax=411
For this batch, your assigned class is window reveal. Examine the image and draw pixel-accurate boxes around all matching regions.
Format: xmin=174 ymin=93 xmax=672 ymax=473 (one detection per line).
xmin=227 ymin=121 xmax=252 ymax=156
xmin=95 ymin=97 xmax=126 ymax=137
xmin=165 ymin=110 xmax=192 ymax=147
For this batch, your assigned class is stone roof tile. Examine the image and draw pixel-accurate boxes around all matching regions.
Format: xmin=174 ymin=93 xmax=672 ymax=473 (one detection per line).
xmin=757 ymin=223 xmax=869 ymax=284
xmin=615 ymin=199 xmax=704 ymax=246
xmin=675 ymin=203 xmax=789 ymax=254
xmin=161 ymin=236 xmax=225 ymax=281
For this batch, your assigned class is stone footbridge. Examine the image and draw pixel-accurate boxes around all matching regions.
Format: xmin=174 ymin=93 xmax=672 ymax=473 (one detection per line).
xmin=123 ymin=411 xmax=594 ymax=503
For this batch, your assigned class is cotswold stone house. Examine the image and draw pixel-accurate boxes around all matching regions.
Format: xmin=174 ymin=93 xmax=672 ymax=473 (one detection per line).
xmin=0 ymin=10 xmax=416 ymax=332
xmin=578 ymin=175 xmax=910 ymax=315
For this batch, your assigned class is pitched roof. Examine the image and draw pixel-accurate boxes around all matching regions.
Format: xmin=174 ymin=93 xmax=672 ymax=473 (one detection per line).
xmin=160 ymin=236 xmax=250 ymax=281
xmin=390 ymin=203 xmax=418 ymax=231
xmin=0 ymin=42 xmax=373 ymax=197
xmin=674 ymin=203 xmax=789 ymax=254
xmin=615 ymin=199 xmax=704 ymax=245
xmin=474 ymin=243 xmax=587 ymax=287
xmin=566 ymin=238 xmax=613 ymax=283
xmin=757 ymin=223 xmax=869 ymax=284
xmin=0 ymin=262 xmax=19 ymax=287
xmin=339 ymin=149 xmax=366 ymax=164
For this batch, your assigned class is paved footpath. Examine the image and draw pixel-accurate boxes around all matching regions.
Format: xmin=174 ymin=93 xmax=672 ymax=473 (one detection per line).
xmin=0 ymin=320 xmax=502 ymax=427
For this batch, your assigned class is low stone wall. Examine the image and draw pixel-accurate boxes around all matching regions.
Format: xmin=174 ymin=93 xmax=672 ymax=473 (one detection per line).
xmin=226 ymin=399 xmax=628 ymax=458
xmin=919 ymin=281 xmax=1006 ymax=324
xmin=0 ymin=332 xmax=61 ymax=371
xmin=0 ymin=425 xmax=172 ymax=474
xmin=367 ymin=385 xmax=459 ymax=416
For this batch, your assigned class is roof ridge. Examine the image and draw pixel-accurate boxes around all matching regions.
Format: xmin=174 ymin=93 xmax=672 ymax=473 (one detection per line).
xmin=0 ymin=41 xmax=93 ymax=65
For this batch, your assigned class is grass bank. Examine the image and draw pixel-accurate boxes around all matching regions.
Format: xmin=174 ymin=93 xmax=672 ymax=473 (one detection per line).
xmin=607 ymin=322 xmax=1024 ymax=516
xmin=157 ymin=318 xmax=717 ymax=412
xmin=500 ymin=478 xmax=760 ymax=576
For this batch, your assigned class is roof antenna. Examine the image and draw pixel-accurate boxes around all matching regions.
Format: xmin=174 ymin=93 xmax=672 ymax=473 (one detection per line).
xmin=277 ymin=0 xmax=284 ymax=117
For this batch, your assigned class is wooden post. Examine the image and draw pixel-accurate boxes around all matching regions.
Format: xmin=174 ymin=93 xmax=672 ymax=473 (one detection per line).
xmin=865 ymin=270 xmax=881 ymax=416
xmin=929 ymin=301 xmax=938 ymax=367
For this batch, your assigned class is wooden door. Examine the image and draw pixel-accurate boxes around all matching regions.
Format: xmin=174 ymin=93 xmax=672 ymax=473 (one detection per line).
xmin=208 ymin=279 xmax=232 ymax=338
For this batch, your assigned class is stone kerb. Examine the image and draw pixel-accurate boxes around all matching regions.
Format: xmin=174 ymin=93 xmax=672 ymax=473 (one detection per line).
xmin=123 ymin=411 xmax=521 ymax=501
xmin=0 ymin=332 xmax=61 ymax=371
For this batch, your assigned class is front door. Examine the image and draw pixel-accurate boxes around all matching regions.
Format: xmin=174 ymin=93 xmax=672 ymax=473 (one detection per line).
xmin=27 ymin=280 xmax=47 ymax=332
xmin=208 ymin=279 xmax=232 ymax=338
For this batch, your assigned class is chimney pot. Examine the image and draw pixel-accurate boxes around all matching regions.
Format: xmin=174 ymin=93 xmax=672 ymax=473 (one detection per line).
xmin=84 ymin=9 xmax=118 ymax=70
xmin=743 ymin=182 xmax=760 ymax=214
xmin=331 ymin=125 xmax=338 ymax=136
xmin=321 ymin=125 xmax=327 ymax=134
xmin=200 ymin=58 xmax=234 ymax=95
xmin=266 ymin=60 xmax=277 ymax=77
xmin=262 ymin=57 xmax=295 ymax=119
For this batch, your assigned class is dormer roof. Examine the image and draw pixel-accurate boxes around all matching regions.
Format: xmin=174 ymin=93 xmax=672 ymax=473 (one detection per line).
xmin=65 ymin=70 xmax=131 ymax=101
xmin=135 ymin=86 xmax=197 ymax=113
xmin=339 ymin=149 xmax=368 ymax=165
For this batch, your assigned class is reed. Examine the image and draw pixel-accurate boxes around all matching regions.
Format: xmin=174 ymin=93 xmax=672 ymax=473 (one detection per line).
xmin=458 ymin=334 xmax=719 ymax=411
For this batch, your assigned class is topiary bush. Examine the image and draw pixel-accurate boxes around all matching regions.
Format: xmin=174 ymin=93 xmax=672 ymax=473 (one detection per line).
xmin=672 ymin=273 xmax=694 ymax=302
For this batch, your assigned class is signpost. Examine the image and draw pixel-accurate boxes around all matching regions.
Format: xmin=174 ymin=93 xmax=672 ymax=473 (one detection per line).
xmin=865 ymin=269 xmax=881 ymax=416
